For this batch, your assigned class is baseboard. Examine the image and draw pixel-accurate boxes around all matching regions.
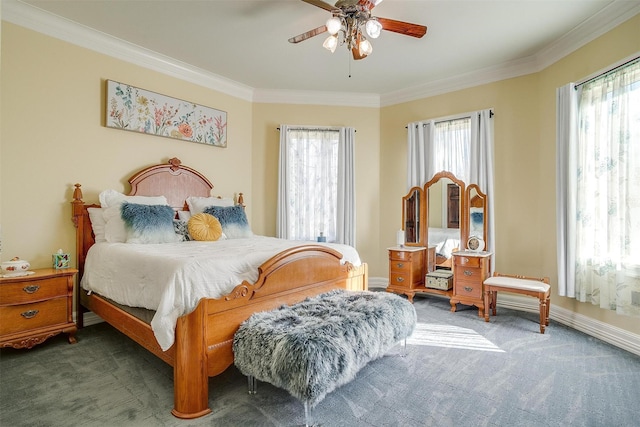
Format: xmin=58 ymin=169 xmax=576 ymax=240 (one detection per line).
xmin=80 ymin=312 xmax=104 ymax=327
xmin=371 ymin=276 xmax=640 ymax=357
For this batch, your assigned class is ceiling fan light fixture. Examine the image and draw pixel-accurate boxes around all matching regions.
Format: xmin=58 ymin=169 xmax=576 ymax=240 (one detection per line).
xmin=365 ymin=18 xmax=382 ymax=39
xmin=359 ymin=38 xmax=373 ymax=56
xmin=326 ymin=16 xmax=342 ymax=35
xmin=323 ymin=35 xmax=338 ymax=53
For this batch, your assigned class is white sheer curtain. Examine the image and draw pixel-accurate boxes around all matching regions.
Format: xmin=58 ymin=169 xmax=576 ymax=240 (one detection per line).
xmin=407 ymin=110 xmax=495 ymax=255
xmin=277 ymin=125 xmax=356 ymax=246
xmin=556 ymin=59 xmax=640 ymax=316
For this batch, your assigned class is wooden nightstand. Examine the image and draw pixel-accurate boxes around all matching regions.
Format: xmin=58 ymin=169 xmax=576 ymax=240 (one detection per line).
xmin=450 ymin=251 xmax=492 ymax=317
xmin=0 ymin=268 xmax=78 ymax=349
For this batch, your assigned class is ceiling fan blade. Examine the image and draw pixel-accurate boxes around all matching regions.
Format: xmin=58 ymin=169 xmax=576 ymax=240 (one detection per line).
xmin=301 ymin=0 xmax=338 ymax=12
xmin=377 ymin=17 xmax=427 ymax=38
xmin=288 ymin=25 xmax=328 ymax=44
xmin=357 ymin=0 xmax=384 ymax=11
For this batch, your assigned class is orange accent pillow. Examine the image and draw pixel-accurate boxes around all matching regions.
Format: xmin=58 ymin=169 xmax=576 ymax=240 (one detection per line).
xmin=187 ymin=213 xmax=223 ymax=241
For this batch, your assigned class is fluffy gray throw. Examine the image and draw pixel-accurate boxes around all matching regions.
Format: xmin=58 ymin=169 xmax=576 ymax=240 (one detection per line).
xmin=233 ymin=289 xmax=417 ymax=407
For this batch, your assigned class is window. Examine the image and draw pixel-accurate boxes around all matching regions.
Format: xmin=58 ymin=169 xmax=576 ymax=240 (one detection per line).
xmin=557 ymin=57 xmax=640 ymax=315
xmin=277 ymin=126 xmax=356 ymax=245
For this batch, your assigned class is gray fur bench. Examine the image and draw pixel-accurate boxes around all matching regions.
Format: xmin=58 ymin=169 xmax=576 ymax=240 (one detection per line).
xmin=232 ymin=289 xmax=416 ymax=421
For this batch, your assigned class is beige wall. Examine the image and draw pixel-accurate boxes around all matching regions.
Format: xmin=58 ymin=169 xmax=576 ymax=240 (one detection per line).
xmin=380 ymin=14 xmax=640 ymax=334
xmin=1 ymin=23 xmax=253 ymax=269
xmin=2 ymin=14 xmax=639 ymax=336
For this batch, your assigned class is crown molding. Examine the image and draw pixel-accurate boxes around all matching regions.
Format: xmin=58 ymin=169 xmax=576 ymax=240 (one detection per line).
xmin=2 ymin=0 xmax=254 ymax=101
xmin=381 ymin=1 xmax=640 ymax=106
xmin=3 ymin=0 xmax=639 ymax=108
xmin=252 ymin=88 xmax=380 ymax=108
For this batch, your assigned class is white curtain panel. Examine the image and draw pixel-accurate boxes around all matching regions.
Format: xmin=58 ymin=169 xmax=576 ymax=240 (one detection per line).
xmin=407 ymin=120 xmax=433 ymax=190
xmin=337 ymin=127 xmax=356 ymax=246
xmin=276 ymin=124 xmax=292 ymax=239
xmin=555 ymin=83 xmax=578 ymax=297
xmin=469 ymin=110 xmax=496 ymax=259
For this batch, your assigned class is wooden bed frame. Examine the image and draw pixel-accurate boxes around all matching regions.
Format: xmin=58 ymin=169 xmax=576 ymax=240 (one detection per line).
xmin=71 ymin=157 xmax=368 ymax=419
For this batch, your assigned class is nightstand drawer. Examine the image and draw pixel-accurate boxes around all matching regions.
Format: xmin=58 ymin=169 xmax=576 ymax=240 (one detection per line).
xmin=454 ymin=282 xmax=482 ymax=299
xmin=0 ymin=276 xmax=68 ymax=305
xmin=0 ymin=298 xmax=68 ymax=335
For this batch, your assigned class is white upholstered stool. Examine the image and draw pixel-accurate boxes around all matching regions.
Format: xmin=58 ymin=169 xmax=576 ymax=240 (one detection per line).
xmin=483 ymin=273 xmax=551 ymax=333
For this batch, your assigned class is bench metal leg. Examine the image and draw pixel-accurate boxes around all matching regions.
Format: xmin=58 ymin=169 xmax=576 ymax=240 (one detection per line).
xmin=400 ymin=338 xmax=408 ymax=357
xmin=247 ymin=376 xmax=257 ymax=395
xmin=304 ymin=400 xmax=313 ymax=427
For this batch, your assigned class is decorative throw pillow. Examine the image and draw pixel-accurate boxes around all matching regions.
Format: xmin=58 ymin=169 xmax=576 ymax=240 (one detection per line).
xmin=187 ymin=213 xmax=223 ymax=241
xmin=204 ymin=205 xmax=253 ymax=239
xmin=173 ymin=219 xmax=192 ymax=241
xmin=120 ymin=202 xmax=179 ymax=244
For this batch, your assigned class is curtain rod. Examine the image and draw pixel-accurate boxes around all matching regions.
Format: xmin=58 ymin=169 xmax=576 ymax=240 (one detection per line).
xmin=404 ymin=109 xmax=494 ymax=129
xmin=575 ymin=55 xmax=640 ymax=89
xmin=276 ymin=127 xmax=355 ymax=132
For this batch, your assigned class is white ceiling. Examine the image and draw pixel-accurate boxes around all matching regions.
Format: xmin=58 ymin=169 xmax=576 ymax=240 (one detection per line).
xmin=5 ymin=0 xmax=640 ymax=105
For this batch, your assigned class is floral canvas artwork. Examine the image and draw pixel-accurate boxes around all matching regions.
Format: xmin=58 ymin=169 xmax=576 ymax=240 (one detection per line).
xmin=106 ymin=80 xmax=227 ymax=147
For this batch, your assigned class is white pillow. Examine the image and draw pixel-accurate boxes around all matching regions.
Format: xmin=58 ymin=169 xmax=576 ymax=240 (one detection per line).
xmin=186 ymin=196 xmax=234 ymax=214
xmin=99 ymin=189 xmax=167 ymax=208
xmin=177 ymin=210 xmax=192 ymax=221
xmin=87 ymin=207 xmax=106 ymax=243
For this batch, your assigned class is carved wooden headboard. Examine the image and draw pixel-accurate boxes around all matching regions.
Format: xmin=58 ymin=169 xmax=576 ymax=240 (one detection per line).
xmin=71 ymin=157 xmax=241 ymax=278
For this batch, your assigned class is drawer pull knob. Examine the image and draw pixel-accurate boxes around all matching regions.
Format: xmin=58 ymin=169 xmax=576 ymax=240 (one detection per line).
xmin=396 ymin=263 xmax=404 ymax=268
xmin=21 ymin=310 xmax=39 ymax=319
xmin=464 ymin=286 xmax=473 ymax=292
xmin=396 ymin=277 xmax=405 ymax=282
xmin=23 ymin=285 xmax=40 ymax=294
xmin=464 ymin=270 xmax=473 ymax=276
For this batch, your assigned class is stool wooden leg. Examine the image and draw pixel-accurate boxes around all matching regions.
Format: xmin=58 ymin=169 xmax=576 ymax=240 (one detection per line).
xmin=484 ymin=289 xmax=491 ymax=322
xmin=545 ymin=295 xmax=551 ymax=326
xmin=538 ymin=296 xmax=546 ymax=334
xmin=491 ymin=291 xmax=497 ymax=316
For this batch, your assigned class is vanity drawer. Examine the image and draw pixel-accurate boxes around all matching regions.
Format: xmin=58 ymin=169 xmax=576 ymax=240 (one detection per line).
xmin=390 ymin=272 xmax=414 ymax=288
xmin=389 ymin=250 xmax=412 ymax=262
xmin=0 ymin=276 xmax=68 ymax=305
xmin=0 ymin=298 xmax=68 ymax=335
xmin=389 ymin=259 xmax=412 ymax=272
xmin=454 ymin=282 xmax=482 ymax=299
xmin=457 ymin=267 xmax=483 ymax=283
xmin=454 ymin=256 xmax=480 ymax=268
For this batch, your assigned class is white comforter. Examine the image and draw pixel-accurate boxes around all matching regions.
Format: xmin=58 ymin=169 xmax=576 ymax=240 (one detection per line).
xmin=81 ymin=236 xmax=361 ymax=350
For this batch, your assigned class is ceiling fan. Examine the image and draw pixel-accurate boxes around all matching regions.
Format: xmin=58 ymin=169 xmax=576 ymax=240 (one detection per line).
xmin=288 ymin=0 xmax=427 ymax=60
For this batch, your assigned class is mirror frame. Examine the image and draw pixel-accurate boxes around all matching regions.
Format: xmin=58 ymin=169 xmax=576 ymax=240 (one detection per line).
xmin=465 ymin=184 xmax=488 ymax=249
xmin=402 ymin=186 xmax=426 ymax=246
xmin=423 ymin=171 xmax=467 ymax=254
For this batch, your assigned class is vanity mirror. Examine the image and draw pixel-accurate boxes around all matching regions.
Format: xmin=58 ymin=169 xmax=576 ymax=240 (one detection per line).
xmin=402 ymin=187 xmax=425 ymax=246
xmin=466 ymin=184 xmax=488 ymax=251
xmin=424 ymin=171 xmax=466 ymax=269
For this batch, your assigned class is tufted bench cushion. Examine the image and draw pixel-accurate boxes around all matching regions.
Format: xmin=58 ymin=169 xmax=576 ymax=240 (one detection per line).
xmin=232 ymin=289 xmax=417 ymax=408
xmin=483 ymin=273 xmax=551 ymax=333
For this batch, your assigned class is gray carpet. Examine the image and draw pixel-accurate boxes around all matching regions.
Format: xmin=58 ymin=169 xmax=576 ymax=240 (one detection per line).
xmin=1 ymin=291 xmax=639 ymax=427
